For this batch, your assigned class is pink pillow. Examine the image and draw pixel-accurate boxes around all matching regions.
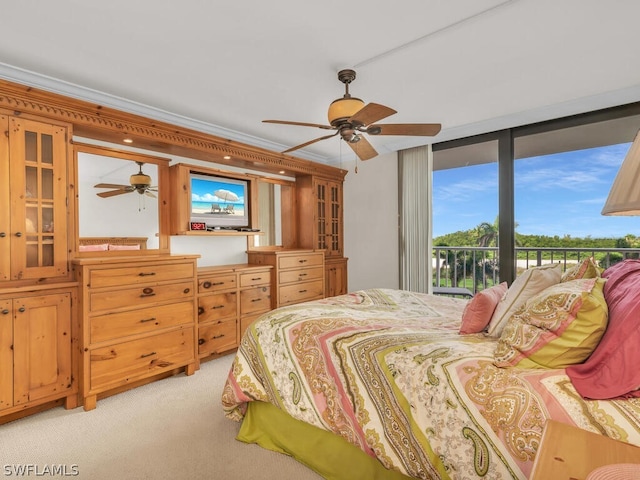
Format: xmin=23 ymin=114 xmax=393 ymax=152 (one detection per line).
xmin=108 ymin=244 xmax=141 ymax=251
xmin=566 ymin=260 xmax=640 ymax=399
xmin=459 ymin=282 xmax=507 ymax=334
xmin=78 ymin=243 xmax=108 ymax=252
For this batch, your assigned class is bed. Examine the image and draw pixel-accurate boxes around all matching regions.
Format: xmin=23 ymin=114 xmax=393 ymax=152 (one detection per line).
xmin=222 ymin=259 xmax=640 ymax=479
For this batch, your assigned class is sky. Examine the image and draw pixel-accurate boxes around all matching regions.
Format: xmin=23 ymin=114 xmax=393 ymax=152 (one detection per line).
xmin=432 ymin=142 xmax=639 ymax=239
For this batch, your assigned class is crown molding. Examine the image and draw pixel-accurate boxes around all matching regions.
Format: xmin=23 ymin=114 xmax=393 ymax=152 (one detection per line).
xmin=0 ymin=62 xmax=329 ymax=165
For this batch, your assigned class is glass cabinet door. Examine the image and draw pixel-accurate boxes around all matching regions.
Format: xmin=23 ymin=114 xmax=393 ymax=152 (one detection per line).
xmin=9 ymin=118 xmax=68 ymax=280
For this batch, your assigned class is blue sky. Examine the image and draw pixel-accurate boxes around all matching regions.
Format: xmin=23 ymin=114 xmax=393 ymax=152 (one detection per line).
xmin=432 ymin=142 xmax=639 ymax=239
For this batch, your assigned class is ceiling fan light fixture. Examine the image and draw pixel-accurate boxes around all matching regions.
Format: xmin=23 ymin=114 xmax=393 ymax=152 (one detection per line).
xmin=327 ymin=97 xmax=364 ymax=126
xmin=130 ymin=172 xmax=151 ymax=189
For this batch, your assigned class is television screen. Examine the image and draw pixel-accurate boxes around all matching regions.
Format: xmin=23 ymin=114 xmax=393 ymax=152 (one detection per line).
xmin=190 ymin=173 xmax=250 ymax=229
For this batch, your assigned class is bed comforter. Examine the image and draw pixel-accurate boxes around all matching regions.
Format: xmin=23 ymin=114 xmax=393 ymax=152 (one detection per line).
xmin=222 ymin=288 xmax=640 ymax=479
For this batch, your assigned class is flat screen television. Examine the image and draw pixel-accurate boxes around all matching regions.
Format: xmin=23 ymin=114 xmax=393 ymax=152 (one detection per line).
xmin=190 ymin=172 xmax=250 ymax=229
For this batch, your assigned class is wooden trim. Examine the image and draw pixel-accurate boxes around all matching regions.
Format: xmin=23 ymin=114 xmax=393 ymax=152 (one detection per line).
xmin=0 ymin=79 xmax=348 ymax=181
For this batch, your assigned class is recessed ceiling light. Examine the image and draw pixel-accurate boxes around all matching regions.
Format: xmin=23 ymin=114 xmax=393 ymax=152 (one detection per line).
xmin=279 ymin=170 xmax=285 ymax=174
xmin=123 ymin=138 xmax=133 ymax=144
xmin=223 ymin=155 xmax=231 ymax=160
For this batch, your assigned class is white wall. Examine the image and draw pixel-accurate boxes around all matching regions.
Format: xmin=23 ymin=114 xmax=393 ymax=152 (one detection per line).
xmin=343 ymin=152 xmax=399 ymax=292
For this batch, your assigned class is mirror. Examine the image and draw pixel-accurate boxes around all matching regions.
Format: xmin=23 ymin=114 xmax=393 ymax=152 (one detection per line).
xmin=253 ymin=178 xmax=295 ymax=248
xmin=74 ymin=144 xmax=170 ymax=254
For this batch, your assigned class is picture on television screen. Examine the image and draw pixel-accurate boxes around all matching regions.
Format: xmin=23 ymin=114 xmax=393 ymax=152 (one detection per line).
xmin=190 ymin=173 xmax=249 ymax=228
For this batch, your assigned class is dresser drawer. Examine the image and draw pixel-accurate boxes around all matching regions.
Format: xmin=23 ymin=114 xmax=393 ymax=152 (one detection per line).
xmin=279 ymin=280 xmax=324 ymax=306
xmin=278 ymin=253 xmax=323 ymax=270
xmin=239 ymin=270 xmax=271 ymax=288
xmin=198 ymin=292 xmax=237 ymax=323
xmin=90 ymin=327 xmax=194 ymax=391
xmin=279 ymin=266 xmax=324 ymax=285
xmin=240 ymin=286 xmax=271 ymax=316
xmin=90 ymin=281 xmax=194 ymax=313
xmin=198 ymin=319 xmax=236 ymax=356
xmin=91 ymin=301 xmax=195 ymax=344
xmin=89 ymin=262 xmax=195 ymax=288
xmin=198 ymin=273 xmax=237 ymax=293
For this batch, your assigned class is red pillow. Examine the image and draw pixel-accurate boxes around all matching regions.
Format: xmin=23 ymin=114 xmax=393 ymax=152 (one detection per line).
xmin=566 ymin=260 xmax=640 ymax=399
xmin=459 ymin=282 xmax=507 ymax=334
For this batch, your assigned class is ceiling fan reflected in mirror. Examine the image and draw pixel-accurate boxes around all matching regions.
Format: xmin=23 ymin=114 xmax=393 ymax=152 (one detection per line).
xmin=263 ymin=69 xmax=442 ymax=161
xmin=94 ymin=162 xmax=158 ymax=198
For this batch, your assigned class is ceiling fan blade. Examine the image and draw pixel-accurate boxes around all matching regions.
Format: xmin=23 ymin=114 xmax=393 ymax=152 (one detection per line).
xmin=96 ymin=189 xmax=129 ymax=198
xmin=347 ymin=135 xmax=378 ymax=161
xmin=349 ymin=103 xmax=397 ymax=127
xmin=94 ymin=183 xmax=130 ymax=189
xmin=263 ymin=119 xmax=334 ymax=130
xmin=368 ymin=123 xmax=442 ymax=136
xmin=282 ymin=131 xmax=339 ymax=154
xmin=145 ymin=191 xmax=157 ymax=198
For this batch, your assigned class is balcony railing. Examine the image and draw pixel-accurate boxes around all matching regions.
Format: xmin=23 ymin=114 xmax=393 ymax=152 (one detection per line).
xmin=433 ymin=246 xmax=640 ymax=294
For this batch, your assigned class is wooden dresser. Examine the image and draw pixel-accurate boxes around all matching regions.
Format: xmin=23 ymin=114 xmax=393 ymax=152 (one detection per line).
xmin=73 ymin=255 xmax=199 ymax=411
xmin=247 ymin=249 xmax=325 ymax=308
xmin=197 ymin=264 xmax=272 ymax=357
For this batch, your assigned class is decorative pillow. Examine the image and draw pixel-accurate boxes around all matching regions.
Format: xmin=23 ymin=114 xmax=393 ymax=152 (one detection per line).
xmin=78 ymin=243 xmax=109 ymax=252
xmin=487 ymin=263 xmax=562 ymax=337
xmin=494 ymin=277 xmax=608 ymax=369
xmin=459 ymin=282 xmax=507 ymax=334
xmin=566 ymin=259 xmax=640 ymax=399
xmin=561 ymin=257 xmax=601 ymax=282
xmin=108 ymin=244 xmax=141 ymax=251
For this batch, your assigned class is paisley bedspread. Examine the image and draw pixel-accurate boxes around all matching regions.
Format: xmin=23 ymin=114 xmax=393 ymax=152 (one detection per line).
xmin=222 ymin=288 xmax=640 ymax=479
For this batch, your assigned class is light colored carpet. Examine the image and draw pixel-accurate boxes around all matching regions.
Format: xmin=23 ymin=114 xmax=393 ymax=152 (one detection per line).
xmin=0 ymin=354 xmax=322 ymax=480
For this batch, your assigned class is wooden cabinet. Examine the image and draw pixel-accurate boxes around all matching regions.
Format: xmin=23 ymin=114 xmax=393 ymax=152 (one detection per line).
xmin=325 ymin=256 xmax=348 ymax=297
xmin=247 ymin=249 xmax=324 ymax=308
xmin=73 ymin=255 xmax=199 ymax=411
xmin=0 ymin=286 xmax=77 ymax=417
xmin=296 ymin=175 xmax=348 ymax=297
xmin=197 ymin=264 xmax=271 ymax=357
xmin=530 ymin=420 xmax=640 ymax=480
xmin=0 ymin=114 xmax=69 ymax=283
xmin=296 ymin=176 xmax=343 ymax=258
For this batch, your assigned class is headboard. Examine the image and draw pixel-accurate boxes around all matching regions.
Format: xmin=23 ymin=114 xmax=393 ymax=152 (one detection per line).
xmin=78 ymin=237 xmax=148 ymax=252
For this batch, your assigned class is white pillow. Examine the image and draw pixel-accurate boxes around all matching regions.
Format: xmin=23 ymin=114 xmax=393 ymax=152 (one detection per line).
xmin=486 ymin=263 xmax=562 ymax=337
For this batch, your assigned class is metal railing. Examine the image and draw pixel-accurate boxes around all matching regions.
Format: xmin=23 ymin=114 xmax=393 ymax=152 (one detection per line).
xmin=433 ymin=246 xmax=640 ymax=294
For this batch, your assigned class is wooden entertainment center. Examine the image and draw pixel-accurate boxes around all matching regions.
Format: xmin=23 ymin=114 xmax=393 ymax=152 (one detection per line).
xmin=0 ymin=79 xmax=348 ymax=418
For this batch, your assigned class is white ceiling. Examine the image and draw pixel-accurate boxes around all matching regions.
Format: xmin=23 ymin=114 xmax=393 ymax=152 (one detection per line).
xmin=1 ymin=0 xmax=639 ymax=167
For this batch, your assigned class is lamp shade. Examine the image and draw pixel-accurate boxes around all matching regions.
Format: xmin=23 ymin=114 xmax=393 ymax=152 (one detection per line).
xmin=327 ymin=97 xmax=364 ymax=125
xmin=602 ymin=130 xmax=640 ymax=215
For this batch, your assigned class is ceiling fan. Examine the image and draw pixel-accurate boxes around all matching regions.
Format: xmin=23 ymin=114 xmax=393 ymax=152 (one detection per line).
xmin=263 ymin=69 xmax=442 ymax=161
xmin=94 ymin=162 xmax=157 ymax=198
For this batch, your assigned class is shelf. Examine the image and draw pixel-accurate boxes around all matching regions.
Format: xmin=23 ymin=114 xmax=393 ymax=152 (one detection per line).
xmin=174 ymin=230 xmax=263 ymax=237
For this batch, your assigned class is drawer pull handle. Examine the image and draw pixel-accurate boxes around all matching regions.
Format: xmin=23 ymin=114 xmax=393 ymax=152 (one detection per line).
xmin=18 ymin=306 xmax=25 ymax=313
xmin=213 ymin=334 xmax=225 ymax=339
xmin=198 ymin=338 xmax=205 ymax=345
xmin=138 ymin=272 xmax=156 ymax=277
xmin=251 ymin=277 xmax=262 ymax=281
xmin=183 ymin=288 xmax=191 ymax=294
xmin=212 ymin=305 xmax=225 ymax=310
xmin=140 ymin=287 xmax=155 ymax=297
xmin=140 ymin=317 xmax=157 ymax=323
xmin=212 ymin=281 xmax=225 ymax=286
xmin=299 ymin=273 xmax=308 ymax=277
xmin=299 ymin=289 xmax=307 ymax=293
xmin=0 ymin=232 xmax=5 ymax=238
xmin=298 ymin=259 xmax=308 ymax=263
xmin=141 ymin=352 xmax=156 ymax=358
xmin=198 ymin=306 xmax=205 ymax=315
xmin=202 ymin=281 xmax=212 ymax=289
xmin=251 ymin=298 xmax=262 ymax=303
xmin=1 ymin=309 xmax=9 ymax=315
